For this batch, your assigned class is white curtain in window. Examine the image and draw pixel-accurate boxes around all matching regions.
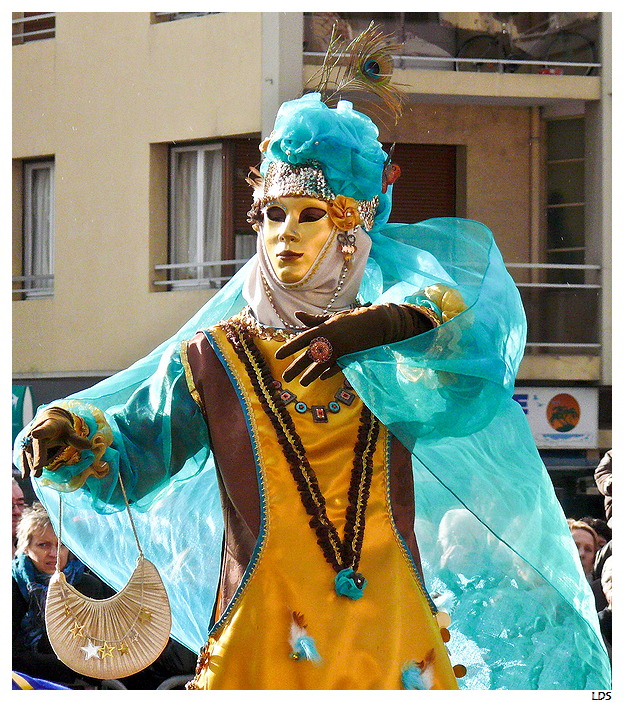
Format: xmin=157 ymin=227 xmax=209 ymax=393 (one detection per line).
xmin=203 ymin=147 xmax=222 ymax=285
xmin=235 ymin=233 xmax=257 ymax=269
xmin=25 ymin=161 xmax=54 ymax=296
xmin=170 ymin=144 xmax=222 ymax=286
xmin=171 ymin=150 xmax=198 ymax=282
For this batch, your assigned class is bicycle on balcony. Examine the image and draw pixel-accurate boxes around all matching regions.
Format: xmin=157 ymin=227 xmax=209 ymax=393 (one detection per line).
xmin=455 ymin=12 xmax=597 ymax=75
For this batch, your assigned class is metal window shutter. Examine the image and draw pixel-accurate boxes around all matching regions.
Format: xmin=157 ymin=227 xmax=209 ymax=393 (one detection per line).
xmin=384 ymin=143 xmax=456 ymax=223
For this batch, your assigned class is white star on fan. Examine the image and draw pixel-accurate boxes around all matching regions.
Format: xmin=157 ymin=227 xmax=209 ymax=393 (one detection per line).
xmin=80 ymin=639 xmax=100 ymax=660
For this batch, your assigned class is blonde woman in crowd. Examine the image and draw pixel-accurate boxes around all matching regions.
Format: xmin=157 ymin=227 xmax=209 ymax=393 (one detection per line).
xmin=568 ymin=519 xmax=599 ymax=580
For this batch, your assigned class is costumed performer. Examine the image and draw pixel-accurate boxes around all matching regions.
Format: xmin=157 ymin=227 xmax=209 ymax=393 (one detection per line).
xmin=15 ymin=29 xmax=610 ymax=692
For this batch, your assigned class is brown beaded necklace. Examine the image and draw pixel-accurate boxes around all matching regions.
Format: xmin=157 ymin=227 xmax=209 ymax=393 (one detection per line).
xmin=222 ymin=319 xmax=380 ymax=598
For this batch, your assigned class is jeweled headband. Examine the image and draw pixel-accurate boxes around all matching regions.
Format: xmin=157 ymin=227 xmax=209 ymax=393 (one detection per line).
xmin=250 ymin=159 xmax=379 ymax=232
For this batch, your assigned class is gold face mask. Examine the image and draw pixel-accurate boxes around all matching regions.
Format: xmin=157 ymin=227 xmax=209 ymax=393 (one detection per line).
xmin=262 ymin=196 xmax=335 ymax=284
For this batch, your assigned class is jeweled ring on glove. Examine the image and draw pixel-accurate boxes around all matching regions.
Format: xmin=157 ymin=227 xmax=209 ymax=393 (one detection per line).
xmin=20 ymin=435 xmax=32 ymax=450
xmin=307 ymin=337 xmax=333 ymax=363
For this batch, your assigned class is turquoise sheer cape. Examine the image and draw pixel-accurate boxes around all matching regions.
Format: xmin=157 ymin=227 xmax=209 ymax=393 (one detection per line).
xmin=15 ymin=217 xmax=610 ymax=690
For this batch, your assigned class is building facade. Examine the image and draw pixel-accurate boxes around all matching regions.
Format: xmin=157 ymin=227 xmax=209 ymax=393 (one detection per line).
xmin=12 ymin=12 xmax=611 ymax=517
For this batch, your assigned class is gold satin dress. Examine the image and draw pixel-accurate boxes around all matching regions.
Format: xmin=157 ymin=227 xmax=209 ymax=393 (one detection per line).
xmin=190 ymin=324 xmax=460 ymax=690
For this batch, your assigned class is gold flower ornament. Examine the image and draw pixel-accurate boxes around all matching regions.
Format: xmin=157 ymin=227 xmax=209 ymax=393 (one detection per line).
xmin=327 ymin=195 xmax=361 ymax=231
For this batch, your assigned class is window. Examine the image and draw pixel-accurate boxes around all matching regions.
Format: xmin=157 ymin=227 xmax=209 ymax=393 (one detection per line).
xmin=165 ymin=137 xmax=260 ymax=290
xmin=535 ymin=115 xmax=599 ymax=350
xmin=21 ymin=159 xmax=55 ymax=298
xmin=546 ymin=117 xmax=585 ymax=282
xmin=231 ymin=139 xmax=262 ymax=263
xmin=169 ymin=144 xmax=223 ymax=288
xmin=384 ymin=143 xmax=457 ymax=223
xmin=162 ymin=139 xmax=456 ymax=290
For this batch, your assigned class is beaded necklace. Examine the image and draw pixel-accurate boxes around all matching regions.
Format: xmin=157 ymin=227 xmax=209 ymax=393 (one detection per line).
xmin=271 ymin=377 xmax=356 ymax=423
xmin=259 ymin=265 xmax=350 ymax=330
xmin=235 ymin=307 xmax=357 ymax=422
xmin=222 ymin=318 xmax=380 ymax=599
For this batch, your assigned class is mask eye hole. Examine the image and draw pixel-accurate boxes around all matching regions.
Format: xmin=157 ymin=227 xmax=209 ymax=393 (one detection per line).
xmin=299 ymin=207 xmax=326 ymax=223
xmin=266 ymin=206 xmax=286 ymax=222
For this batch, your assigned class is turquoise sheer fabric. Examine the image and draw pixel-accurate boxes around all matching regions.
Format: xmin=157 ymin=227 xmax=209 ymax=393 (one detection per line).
xmin=15 ymin=217 xmax=610 ymax=689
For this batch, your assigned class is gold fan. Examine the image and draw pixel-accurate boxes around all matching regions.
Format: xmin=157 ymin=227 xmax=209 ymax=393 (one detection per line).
xmin=45 ymin=477 xmax=172 ymax=680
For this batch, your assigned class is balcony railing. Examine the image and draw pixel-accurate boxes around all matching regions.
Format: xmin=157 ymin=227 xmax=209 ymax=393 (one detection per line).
xmin=12 ymin=274 xmax=55 ymax=298
xmin=153 ymin=259 xmax=250 ymax=289
xmin=12 ymin=13 xmax=55 ymax=44
xmin=303 ymin=12 xmax=601 ymax=76
xmin=152 ymin=12 xmax=220 ymax=24
xmin=151 ymin=258 xmax=602 ymax=354
xmin=305 ymin=51 xmax=600 ymax=76
xmin=506 ymin=262 xmax=601 ymax=353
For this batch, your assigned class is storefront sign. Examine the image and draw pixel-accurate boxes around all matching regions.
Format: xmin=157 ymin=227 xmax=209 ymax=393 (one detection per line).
xmin=513 ymin=386 xmax=598 ymax=449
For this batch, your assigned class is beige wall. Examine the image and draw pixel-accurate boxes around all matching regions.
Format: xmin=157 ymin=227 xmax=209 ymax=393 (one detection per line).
xmin=379 ymin=103 xmax=533 ymax=263
xmin=13 ymin=12 xmax=263 ymax=374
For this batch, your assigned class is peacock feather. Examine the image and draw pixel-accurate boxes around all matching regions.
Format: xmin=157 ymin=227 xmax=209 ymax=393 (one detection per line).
xmin=305 ymin=21 xmax=406 ymax=126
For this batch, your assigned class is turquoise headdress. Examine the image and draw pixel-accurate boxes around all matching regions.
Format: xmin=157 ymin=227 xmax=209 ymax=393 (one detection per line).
xmin=250 ymin=22 xmax=406 ymax=231
xmin=256 ymin=92 xmax=392 ymax=230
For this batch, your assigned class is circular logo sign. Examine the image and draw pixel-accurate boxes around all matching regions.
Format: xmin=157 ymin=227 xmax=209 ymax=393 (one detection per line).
xmin=546 ymin=393 xmax=581 ymax=432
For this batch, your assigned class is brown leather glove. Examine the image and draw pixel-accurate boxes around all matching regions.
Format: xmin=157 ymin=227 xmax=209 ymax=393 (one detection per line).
xmin=275 ymin=303 xmax=438 ymax=386
xmin=21 ymin=406 xmax=93 ymax=479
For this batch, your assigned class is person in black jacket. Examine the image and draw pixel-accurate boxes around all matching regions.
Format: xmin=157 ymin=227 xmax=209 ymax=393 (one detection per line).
xmin=597 ymin=556 xmax=612 ymax=662
xmin=594 ymin=449 xmax=612 ymax=528
xmin=12 ymin=502 xmax=115 ymax=688
xmin=11 ymin=478 xmax=25 ymax=559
